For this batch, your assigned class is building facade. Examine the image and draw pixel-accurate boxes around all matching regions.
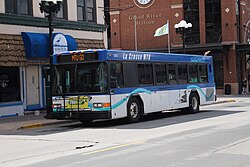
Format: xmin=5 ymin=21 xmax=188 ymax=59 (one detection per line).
xmin=109 ymin=0 xmax=250 ymax=95
xmin=0 ymin=0 xmax=107 ymax=117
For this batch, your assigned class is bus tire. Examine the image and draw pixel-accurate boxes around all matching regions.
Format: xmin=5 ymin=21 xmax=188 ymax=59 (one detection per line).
xmin=127 ymin=97 xmax=142 ymax=123
xmin=187 ymin=92 xmax=200 ymax=113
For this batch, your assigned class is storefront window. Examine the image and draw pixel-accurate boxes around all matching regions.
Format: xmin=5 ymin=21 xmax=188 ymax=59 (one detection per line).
xmin=0 ymin=67 xmax=21 ymax=103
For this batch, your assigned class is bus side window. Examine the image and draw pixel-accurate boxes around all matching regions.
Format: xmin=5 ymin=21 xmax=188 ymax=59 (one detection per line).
xmin=168 ymin=64 xmax=177 ymax=85
xmin=177 ymin=64 xmax=188 ymax=84
xmin=138 ymin=63 xmax=153 ymax=85
xmin=199 ymin=64 xmax=208 ymax=83
xmin=155 ymin=64 xmax=167 ymax=85
xmin=123 ymin=62 xmax=137 ymax=87
xmin=110 ymin=62 xmax=123 ymax=88
xmin=189 ymin=64 xmax=198 ymax=83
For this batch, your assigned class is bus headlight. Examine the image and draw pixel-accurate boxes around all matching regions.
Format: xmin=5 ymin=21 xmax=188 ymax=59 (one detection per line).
xmin=52 ymin=104 xmax=61 ymax=109
xmin=93 ymin=103 xmax=110 ymax=108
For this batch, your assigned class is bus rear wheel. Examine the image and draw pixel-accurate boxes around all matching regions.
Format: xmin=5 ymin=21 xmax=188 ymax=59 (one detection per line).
xmin=182 ymin=92 xmax=200 ymax=114
xmin=188 ymin=92 xmax=200 ymax=113
xmin=127 ymin=97 xmax=142 ymax=123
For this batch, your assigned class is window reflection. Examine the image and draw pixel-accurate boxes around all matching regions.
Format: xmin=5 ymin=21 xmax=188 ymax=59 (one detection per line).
xmin=53 ymin=65 xmax=75 ymax=94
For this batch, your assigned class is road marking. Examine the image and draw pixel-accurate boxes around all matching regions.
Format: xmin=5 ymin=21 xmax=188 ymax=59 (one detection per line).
xmin=82 ymin=140 xmax=147 ymax=156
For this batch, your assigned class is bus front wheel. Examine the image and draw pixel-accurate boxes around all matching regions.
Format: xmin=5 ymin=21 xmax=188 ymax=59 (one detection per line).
xmin=127 ymin=97 xmax=142 ymax=123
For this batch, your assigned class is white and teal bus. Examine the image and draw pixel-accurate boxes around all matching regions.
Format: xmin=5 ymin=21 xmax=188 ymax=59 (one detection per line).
xmin=49 ymin=49 xmax=216 ymax=123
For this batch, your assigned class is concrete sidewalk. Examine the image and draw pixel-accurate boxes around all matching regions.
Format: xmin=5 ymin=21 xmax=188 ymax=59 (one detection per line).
xmin=216 ymin=94 xmax=250 ymax=102
xmin=0 ymin=112 xmax=75 ymax=131
xmin=0 ymin=95 xmax=248 ymax=131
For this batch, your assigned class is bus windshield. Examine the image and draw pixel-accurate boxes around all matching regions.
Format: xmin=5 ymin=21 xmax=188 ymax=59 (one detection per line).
xmin=52 ymin=62 xmax=108 ymax=94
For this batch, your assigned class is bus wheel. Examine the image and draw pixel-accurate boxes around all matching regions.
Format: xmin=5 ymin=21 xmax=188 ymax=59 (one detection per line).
xmin=187 ymin=92 xmax=200 ymax=113
xmin=127 ymin=97 xmax=142 ymax=123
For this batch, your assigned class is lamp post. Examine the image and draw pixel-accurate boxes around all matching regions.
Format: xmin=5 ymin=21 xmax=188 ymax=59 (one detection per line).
xmin=39 ymin=0 xmax=62 ymax=117
xmin=174 ymin=20 xmax=192 ymax=53
xmin=243 ymin=24 xmax=250 ymax=44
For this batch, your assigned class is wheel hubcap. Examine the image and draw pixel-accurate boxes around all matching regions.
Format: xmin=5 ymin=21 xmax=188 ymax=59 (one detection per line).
xmin=129 ymin=102 xmax=139 ymax=118
xmin=192 ymin=97 xmax=198 ymax=110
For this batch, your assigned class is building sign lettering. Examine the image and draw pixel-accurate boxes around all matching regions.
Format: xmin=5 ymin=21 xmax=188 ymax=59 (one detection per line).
xmin=53 ymin=33 xmax=68 ymax=54
xmin=129 ymin=13 xmax=162 ymax=26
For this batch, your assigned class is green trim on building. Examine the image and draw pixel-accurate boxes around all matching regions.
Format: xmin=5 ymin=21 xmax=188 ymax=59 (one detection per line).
xmin=0 ymin=13 xmax=107 ymax=32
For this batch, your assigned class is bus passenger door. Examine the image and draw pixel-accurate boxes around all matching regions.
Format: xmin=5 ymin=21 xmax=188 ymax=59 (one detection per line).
xmin=109 ymin=62 xmax=128 ymax=119
xmin=110 ymin=90 xmax=127 ymax=119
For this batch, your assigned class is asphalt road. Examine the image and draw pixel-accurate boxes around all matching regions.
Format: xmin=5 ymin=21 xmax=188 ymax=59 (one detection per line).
xmin=1 ymin=99 xmax=250 ymax=167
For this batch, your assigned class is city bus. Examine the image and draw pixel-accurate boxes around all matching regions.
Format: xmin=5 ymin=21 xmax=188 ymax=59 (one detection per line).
xmin=49 ymin=49 xmax=216 ymax=123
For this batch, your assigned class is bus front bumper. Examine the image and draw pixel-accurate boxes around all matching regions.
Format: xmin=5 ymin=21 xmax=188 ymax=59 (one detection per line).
xmin=46 ymin=111 xmax=112 ymax=121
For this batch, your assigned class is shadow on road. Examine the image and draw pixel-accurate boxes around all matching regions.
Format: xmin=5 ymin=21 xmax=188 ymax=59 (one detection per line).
xmin=85 ymin=109 xmax=245 ymax=130
xmin=9 ymin=109 xmax=245 ymax=136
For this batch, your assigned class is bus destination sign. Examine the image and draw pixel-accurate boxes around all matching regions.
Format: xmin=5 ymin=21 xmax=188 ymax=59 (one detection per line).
xmin=71 ymin=54 xmax=85 ymax=62
xmin=56 ymin=52 xmax=98 ymax=63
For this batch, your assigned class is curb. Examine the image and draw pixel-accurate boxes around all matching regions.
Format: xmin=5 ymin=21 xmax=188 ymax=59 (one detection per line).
xmin=200 ymin=99 xmax=236 ymax=107
xmin=19 ymin=120 xmax=76 ymax=129
xmin=202 ymin=99 xmax=236 ymax=106
xmin=213 ymin=99 xmax=236 ymax=104
xmin=20 ymin=123 xmax=43 ymax=129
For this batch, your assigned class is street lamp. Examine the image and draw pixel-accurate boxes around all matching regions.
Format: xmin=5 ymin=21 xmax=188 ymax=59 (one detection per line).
xmin=39 ymin=0 xmax=62 ymax=117
xmin=174 ymin=20 xmax=192 ymax=53
xmin=243 ymin=24 xmax=250 ymax=44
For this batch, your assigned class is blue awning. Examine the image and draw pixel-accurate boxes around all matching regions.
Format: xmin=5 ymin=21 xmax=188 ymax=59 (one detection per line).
xmin=21 ymin=32 xmax=77 ymax=59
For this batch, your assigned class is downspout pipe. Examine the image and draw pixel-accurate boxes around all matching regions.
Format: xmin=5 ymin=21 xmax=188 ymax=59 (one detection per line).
xmin=237 ymin=0 xmax=241 ymax=43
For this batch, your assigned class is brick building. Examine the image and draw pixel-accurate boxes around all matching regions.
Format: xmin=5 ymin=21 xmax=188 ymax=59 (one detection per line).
xmin=109 ymin=0 xmax=250 ymax=94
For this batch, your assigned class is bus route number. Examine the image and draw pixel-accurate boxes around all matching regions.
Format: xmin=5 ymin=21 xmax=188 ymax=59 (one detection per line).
xmin=71 ymin=54 xmax=85 ymax=62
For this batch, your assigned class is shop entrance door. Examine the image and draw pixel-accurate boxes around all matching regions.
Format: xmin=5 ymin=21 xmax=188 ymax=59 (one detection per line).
xmin=26 ymin=66 xmax=40 ymax=110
